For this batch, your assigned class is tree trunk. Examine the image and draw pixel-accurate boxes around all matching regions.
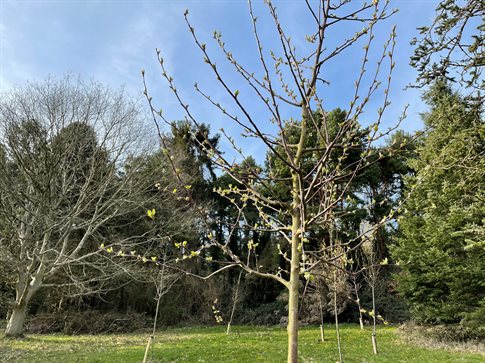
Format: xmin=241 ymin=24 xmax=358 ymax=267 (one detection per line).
xmin=287 ymin=157 xmax=304 ymax=363
xmin=334 ymin=273 xmax=343 ymax=363
xmin=371 ymin=283 xmax=378 ymax=354
xmin=287 ymin=244 xmax=299 ymax=363
xmin=372 ymin=333 xmax=378 ymax=355
xmin=5 ymin=302 xmax=28 ymax=337
xmin=143 ymin=268 xmax=166 ymax=363
xmin=352 ymin=279 xmax=364 ymax=330
xmin=5 ymin=264 xmax=44 ymax=338
xmin=287 ymin=173 xmax=302 ymax=362
xmin=357 ymin=296 xmax=364 ymax=330
xmin=286 ymin=104 xmax=307 ymax=363
xmin=227 ymin=260 xmax=245 ymax=335
xmin=287 ymin=202 xmax=300 ymax=363
xmin=317 ymin=281 xmax=325 ymax=342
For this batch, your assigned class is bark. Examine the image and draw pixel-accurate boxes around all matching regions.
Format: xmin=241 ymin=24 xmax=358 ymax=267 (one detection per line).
xmin=372 ymin=333 xmax=378 ymax=355
xmin=330 ymin=223 xmax=343 ymax=362
xmin=227 ymin=269 xmax=243 ymax=335
xmin=334 ymin=274 xmax=343 ymax=363
xmin=353 ymin=282 xmax=364 ymax=330
xmin=317 ymin=280 xmax=325 ymax=342
xmin=5 ymin=302 xmax=28 ymax=337
xmin=287 ymin=218 xmax=300 ymax=363
xmin=5 ymin=265 xmax=43 ymax=337
xmin=286 ymin=105 xmax=307 ymax=363
xmin=143 ymin=268 xmax=165 ymax=363
xmin=371 ymin=283 xmax=378 ymax=355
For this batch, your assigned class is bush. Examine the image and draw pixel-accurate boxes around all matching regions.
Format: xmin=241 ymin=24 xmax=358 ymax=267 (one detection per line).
xmin=25 ymin=310 xmax=151 ymax=334
xmin=360 ymin=282 xmax=410 ymax=324
xmin=400 ymin=321 xmax=485 ymax=343
xmin=237 ymin=301 xmax=287 ymax=326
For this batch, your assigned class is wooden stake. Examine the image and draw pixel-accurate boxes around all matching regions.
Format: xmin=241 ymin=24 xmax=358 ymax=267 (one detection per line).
xmin=142 ymin=336 xmax=153 ymax=363
xmin=371 ymin=333 xmax=378 ymax=355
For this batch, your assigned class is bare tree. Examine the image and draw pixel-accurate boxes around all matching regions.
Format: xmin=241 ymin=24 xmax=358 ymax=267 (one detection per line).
xmin=226 ymin=248 xmax=251 ymax=335
xmin=143 ymin=1 xmax=407 ymax=361
xmin=360 ymin=225 xmax=383 ymax=355
xmin=142 ymin=261 xmax=181 ymax=363
xmin=0 ymin=76 xmax=160 ymax=337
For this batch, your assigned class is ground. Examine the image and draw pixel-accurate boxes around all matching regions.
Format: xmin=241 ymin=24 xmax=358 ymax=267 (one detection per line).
xmin=1 ymin=324 xmax=483 ymax=362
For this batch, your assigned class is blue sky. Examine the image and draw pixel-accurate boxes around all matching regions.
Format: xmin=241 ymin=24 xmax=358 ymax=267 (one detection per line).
xmin=0 ymin=0 xmax=440 ymax=163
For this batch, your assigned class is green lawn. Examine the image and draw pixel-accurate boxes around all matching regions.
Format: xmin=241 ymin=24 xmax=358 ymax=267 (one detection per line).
xmin=1 ymin=324 xmax=483 ymax=362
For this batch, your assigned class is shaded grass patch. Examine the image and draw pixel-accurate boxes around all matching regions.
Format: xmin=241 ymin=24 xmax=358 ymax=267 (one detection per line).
xmin=1 ymin=324 xmax=484 ymax=362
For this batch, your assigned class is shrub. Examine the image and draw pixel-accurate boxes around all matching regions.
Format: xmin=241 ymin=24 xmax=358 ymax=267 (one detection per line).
xmin=25 ymin=310 xmax=151 ymax=334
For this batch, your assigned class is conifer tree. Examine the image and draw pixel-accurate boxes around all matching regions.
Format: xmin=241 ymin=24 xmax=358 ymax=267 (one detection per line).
xmin=393 ymin=82 xmax=485 ymax=325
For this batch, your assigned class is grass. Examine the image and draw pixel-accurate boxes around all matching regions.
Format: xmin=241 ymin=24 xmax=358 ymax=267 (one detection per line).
xmin=1 ymin=324 xmax=484 ymax=362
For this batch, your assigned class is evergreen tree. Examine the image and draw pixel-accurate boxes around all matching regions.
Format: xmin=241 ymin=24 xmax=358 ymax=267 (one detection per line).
xmin=392 ymin=82 xmax=485 ymax=324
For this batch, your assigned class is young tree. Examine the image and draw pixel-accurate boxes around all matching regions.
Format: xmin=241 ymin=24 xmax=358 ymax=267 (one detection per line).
xmin=360 ymin=229 xmax=381 ymax=355
xmin=0 ymin=76 xmax=158 ymax=337
xmin=144 ymin=1 xmax=406 ymax=361
xmin=142 ymin=262 xmax=181 ymax=363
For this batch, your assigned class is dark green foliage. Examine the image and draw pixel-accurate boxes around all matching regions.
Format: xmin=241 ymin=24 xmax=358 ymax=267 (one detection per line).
xmin=401 ymin=321 xmax=485 ymax=343
xmin=392 ymin=82 xmax=485 ymax=325
xmin=24 ymin=310 xmax=151 ymax=335
xmin=237 ymin=300 xmax=287 ymax=325
xmin=266 ymin=109 xmax=366 ymax=203
xmin=360 ymin=278 xmax=410 ymax=324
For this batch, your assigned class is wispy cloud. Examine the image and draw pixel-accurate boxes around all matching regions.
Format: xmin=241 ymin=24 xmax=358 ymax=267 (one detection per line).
xmin=0 ymin=0 xmax=439 ymax=159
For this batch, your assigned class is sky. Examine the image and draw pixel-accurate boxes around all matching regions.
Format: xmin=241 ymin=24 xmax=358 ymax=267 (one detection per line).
xmin=0 ymin=0 xmax=441 ymax=163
